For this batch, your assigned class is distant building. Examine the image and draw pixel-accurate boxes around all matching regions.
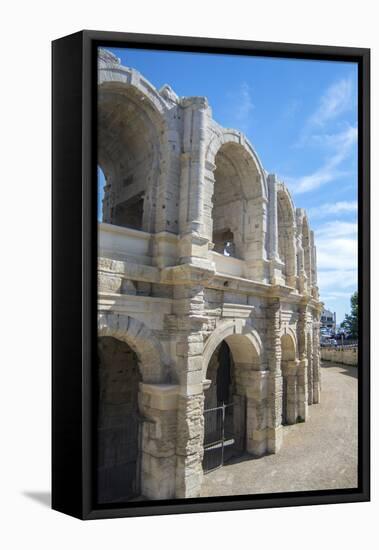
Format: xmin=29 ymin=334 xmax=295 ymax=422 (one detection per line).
xmin=321 ymin=309 xmax=336 ymax=332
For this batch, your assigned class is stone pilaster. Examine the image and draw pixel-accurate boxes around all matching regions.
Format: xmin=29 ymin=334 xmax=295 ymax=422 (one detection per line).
xmin=244 ymin=196 xmax=269 ymax=282
xmin=267 ymin=174 xmax=279 ymax=261
xmin=285 ymin=223 xmax=298 ymax=289
xmin=245 ymin=370 xmax=270 ymax=456
xmin=175 ymin=391 xmax=204 ymax=498
xmin=312 ymin=311 xmax=322 ymax=404
xmin=265 ymin=299 xmax=283 ymax=453
xmin=266 ymin=372 xmax=283 ymax=453
xmin=267 ymin=174 xmax=286 ymax=285
xmin=297 ymin=304 xmax=309 ymax=418
xmin=284 ymin=361 xmax=298 ymax=424
xmin=179 ymin=97 xmax=209 ymax=238
xmin=139 ymin=384 xmax=180 ymax=500
xmin=296 ymin=360 xmax=309 ymax=421
xmin=307 ymin=327 xmax=314 ymax=405
xmin=296 ymin=233 xmax=307 ymax=293
xmin=170 ymin=266 xmax=209 ymax=498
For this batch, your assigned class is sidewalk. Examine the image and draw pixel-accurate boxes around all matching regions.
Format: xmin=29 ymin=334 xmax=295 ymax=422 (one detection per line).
xmin=200 ymin=362 xmax=358 ymax=497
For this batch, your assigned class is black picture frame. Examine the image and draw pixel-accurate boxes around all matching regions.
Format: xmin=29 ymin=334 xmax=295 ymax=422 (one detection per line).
xmin=52 ymin=30 xmax=370 ymax=520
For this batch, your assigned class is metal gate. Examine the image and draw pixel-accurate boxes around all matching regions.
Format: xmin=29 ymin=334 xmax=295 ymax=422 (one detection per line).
xmin=202 ymin=402 xmax=235 ymax=472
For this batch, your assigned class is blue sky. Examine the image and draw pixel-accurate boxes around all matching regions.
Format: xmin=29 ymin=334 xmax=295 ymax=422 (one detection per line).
xmin=99 ymin=47 xmax=358 ymax=324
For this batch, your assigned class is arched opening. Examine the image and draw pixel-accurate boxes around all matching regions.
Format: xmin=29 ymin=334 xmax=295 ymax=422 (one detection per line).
xmin=280 ymin=334 xmax=296 ymax=425
xmin=97 ymin=166 xmax=106 ymax=222
xmin=98 ymin=84 xmax=164 ymax=232
xmin=203 ymin=341 xmax=236 ymax=471
xmin=97 ymin=336 xmax=142 ymax=503
xmin=202 ymin=328 xmax=262 ymax=471
xmin=277 ymin=187 xmax=296 ymax=287
xmin=211 ymin=142 xmax=263 ymax=259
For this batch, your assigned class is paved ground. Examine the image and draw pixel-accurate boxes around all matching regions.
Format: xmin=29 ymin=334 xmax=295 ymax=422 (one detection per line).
xmin=200 ymin=362 xmax=358 ymax=497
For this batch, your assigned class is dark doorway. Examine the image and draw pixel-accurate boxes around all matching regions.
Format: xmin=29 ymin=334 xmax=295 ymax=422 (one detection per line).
xmin=97 ymin=337 xmax=142 ymax=503
xmin=203 ymin=341 xmax=237 ymax=472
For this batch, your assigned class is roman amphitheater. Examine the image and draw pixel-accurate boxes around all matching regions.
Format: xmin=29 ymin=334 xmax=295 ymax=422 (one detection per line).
xmin=97 ymin=48 xmax=323 ymax=503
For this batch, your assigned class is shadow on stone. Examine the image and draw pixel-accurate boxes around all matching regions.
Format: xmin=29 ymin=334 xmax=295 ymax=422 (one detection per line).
xmin=321 ymin=362 xmax=358 ymax=379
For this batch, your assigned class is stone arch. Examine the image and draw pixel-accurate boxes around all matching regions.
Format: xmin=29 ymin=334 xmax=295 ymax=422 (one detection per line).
xmin=280 ymin=325 xmax=298 ymax=358
xmin=98 ymin=49 xmax=171 ymax=115
xmin=281 ymin=332 xmax=297 ymax=361
xmin=98 ymin=63 xmax=169 ymax=233
xmin=203 ymin=319 xmax=263 ymax=378
xmin=202 ymin=320 xmax=265 ymax=465
xmin=277 ymin=183 xmax=297 ymax=287
xmin=98 ymin=312 xmax=168 ymax=383
xmin=204 ymin=129 xmax=268 ymax=264
xmin=205 ymin=129 xmax=268 ymax=199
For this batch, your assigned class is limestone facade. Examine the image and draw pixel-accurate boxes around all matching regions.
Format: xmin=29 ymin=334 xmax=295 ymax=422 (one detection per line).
xmin=96 ymin=48 xmax=323 ymax=502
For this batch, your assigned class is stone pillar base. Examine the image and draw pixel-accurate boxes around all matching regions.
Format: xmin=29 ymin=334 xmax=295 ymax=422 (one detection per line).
xmin=175 ymin=392 xmax=204 ymax=498
xmin=247 ymin=429 xmax=267 ymax=456
xmin=297 ymin=360 xmax=309 ymax=421
xmin=139 ymin=383 xmax=179 ymax=500
xmin=267 ymin=425 xmax=283 ymax=454
xmin=246 ymin=371 xmax=270 ymax=457
xmin=313 ymin=382 xmax=321 ymax=404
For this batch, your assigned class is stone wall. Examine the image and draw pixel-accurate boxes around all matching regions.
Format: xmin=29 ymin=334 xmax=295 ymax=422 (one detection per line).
xmin=95 ymin=49 xmax=324 ymax=502
xmin=321 ymin=346 xmax=358 ymax=366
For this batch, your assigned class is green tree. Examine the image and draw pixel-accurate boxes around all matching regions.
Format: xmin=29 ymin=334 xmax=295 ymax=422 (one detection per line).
xmin=341 ymin=291 xmax=358 ymax=339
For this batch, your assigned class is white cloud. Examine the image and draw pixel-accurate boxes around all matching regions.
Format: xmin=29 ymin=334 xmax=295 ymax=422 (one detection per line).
xmin=284 ymin=76 xmax=357 ymax=321
xmin=307 ymin=200 xmax=357 ymax=219
xmin=225 ymin=82 xmax=254 ymax=131
xmin=317 ymin=241 xmax=357 ymax=271
xmin=321 ymin=290 xmax=355 ymax=300
xmin=314 ymin=221 xmax=358 ymax=303
xmin=287 ymin=125 xmax=357 ymax=194
xmin=318 ymin=269 xmax=357 ymax=291
xmin=308 ymin=77 xmax=355 ymax=128
xmin=315 ymin=220 xmax=357 ymax=239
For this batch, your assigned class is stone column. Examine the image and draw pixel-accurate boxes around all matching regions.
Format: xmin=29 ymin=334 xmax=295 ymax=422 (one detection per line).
xmin=307 ymin=329 xmax=314 ymax=405
xmin=297 ymin=304 xmax=309 ymax=419
xmin=179 ymin=97 xmax=209 ymax=236
xmin=267 ymin=174 xmax=285 ymax=285
xmin=139 ymin=384 xmax=180 ymax=500
xmin=267 ymin=174 xmax=279 ymax=261
xmin=310 ymin=231 xmax=319 ymax=299
xmin=310 ymin=230 xmax=317 ymax=286
xmin=296 ymin=233 xmax=307 ymax=293
xmin=296 ymin=359 xmax=309 ymax=421
xmin=303 ymin=242 xmax=312 ymax=291
xmin=286 ymin=223 xmax=298 ymax=289
xmin=175 ymin=390 xmax=204 ymax=498
xmin=265 ymin=298 xmax=283 ymax=453
xmin=244 ymin=196 xmax=270 ymax=282
xmin=177 ymin=98 xmax=213 ymax=270
xmin=246 ymin=370 xmax=270 ymax=456
xmin=312 ymin=310 xmax=322 ymax=404
xmin=168 ymin=266 xmax=211 ymax=498
xmin=284 ymin=361 xmax=298 ymax=424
